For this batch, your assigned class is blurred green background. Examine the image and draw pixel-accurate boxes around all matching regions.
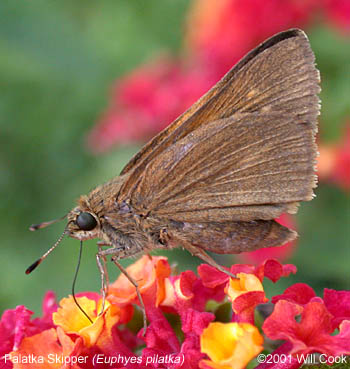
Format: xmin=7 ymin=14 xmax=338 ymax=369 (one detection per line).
xmin=1 ymin=0 xmax=349 ymax=316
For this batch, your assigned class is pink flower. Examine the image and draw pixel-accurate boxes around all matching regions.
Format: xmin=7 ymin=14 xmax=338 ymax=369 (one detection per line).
xmin=198 ymin=259 xmax=296 ymax=289
xmin=323 ymin=288 xmax=350 ymax=329
xmin=323 ymin=0 xmax=350 ymax=33
xmin=161 ymin=271 xmax=225 ymax=313
xmin=0 ymin=291 xmax=57 ymax=362
xmin=263 ymin=299 xmax=350 ymax=356
xmin=3 ymin=256 xmax=350 ymax=368
xmin=198 ymin=260 xmax=296 ymax=324
xmin=271 ymin=283 xmax=317 ymax=305
xmin=87 ymin=58 xmax=212 ymax=152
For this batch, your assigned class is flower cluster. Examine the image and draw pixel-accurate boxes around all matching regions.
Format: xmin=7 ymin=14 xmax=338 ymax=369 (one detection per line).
xmin=2 ymin=256 xmax=350 ymax=369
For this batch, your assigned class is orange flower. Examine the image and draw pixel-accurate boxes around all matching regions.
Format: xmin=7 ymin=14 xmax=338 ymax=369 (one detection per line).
xmin=225 ymin=273 xmax=268 ymax=324
xmin=9 ymin=327 xmax=83 ymax=369
xmin=226 ymin=273 xmax=265 ymax=303
xmin=53 ymin=295 xmax=120 ymax=348
xmin=161 ymin=274 xmax=196 ymax=307
xmin=200 ymin=322 xmax=263 ymax=369
xmin=187 ymin=0 xmax=232 ymax=53
xmin=107 ymin=255 xmax=171 ymax=307
xmin=160 ymin=277 xmax=177 ymax=307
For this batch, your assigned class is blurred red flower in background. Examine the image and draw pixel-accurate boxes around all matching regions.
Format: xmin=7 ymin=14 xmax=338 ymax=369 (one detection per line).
xmin=318 ymin=123 xmax=350 ymax=191
xmin=87 ymin=58 xmax=213 ymax=153
xmin=323 ymin=0 xmax=350 ymax=33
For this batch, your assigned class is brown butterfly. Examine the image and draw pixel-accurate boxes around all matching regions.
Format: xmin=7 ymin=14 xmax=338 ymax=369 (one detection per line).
xmin=27 ymin=29 xmax=320 ymax=328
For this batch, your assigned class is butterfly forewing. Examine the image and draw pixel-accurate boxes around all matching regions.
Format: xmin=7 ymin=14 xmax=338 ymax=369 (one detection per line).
xmin=118 ymin=29 xmax=319 ymax=197
xmin=129 ymin=112 xmax=316 ymax=222
xmin=117 ymin=29 xmax=319 ymax=225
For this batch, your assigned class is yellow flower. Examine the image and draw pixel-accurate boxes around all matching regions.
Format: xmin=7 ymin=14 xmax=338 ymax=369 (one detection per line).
xmin=200 ymin=322 xmax=263 ymax=369
xmin=53 ymin=295 xmax=120 ymax=347
xmin=226 ymin=273 xmax=264 ymax=301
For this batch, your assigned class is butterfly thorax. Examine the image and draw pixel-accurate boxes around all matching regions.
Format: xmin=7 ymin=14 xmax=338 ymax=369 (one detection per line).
xmin=66 ymin=174 xmax=169 ymax=258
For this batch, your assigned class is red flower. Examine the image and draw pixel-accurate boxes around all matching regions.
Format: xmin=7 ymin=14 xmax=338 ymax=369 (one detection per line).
xmin=263 ymin=299 xmax=350 ymax=356
xmin=199 ymin=260 xmax=296 ymax=325
xmin=4 ymin=256 xmax=350 ymax=369
xmin=226 ymin=273 xmax=268 ymax=324
xmin=332 ymin=123 xmax=350 ymax=190
xmin=198 ymin=259 xmax=296 ymax=289
xmin=87 ymin=58 xmax=212 ymax=152
xmin=323 ymin=0 xmax=350 ymax=33
xmin=271 ymin=283 xmax=317 ymax=305
xmin=158 ymin=271 xmax=224 ymax=368
xmin=0 ymin=291 xmax=58 ymax=369
xmin=324 ymin=288 xmax=350 ymax=329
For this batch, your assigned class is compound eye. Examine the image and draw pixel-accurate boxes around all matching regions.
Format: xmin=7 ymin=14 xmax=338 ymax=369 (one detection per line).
xmin=76 ymin=212 xmax=97 ymax=231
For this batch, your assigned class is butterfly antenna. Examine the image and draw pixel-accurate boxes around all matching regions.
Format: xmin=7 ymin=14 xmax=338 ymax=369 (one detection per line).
xmin=72 ymin=241 xmax=93 ymax=323
xmin=29 ymin=214 xmax=67 ymax=231
xmin=25 ymin=227 xmax=68 ymax=274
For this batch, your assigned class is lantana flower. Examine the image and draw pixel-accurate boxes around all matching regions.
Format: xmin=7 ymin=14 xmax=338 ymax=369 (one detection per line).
xmin=263 ymin=299 xmax=350 ymax=356
xmin=52 ymin=294 xmax=122 ymax=348
xmin=108 ymin=255 xmax=171 ymax=308
xmin=200 ymin=322 xmax=264 ymax=369
xmin=2 ymin=256 xmax=350 ymax=369
xmin=226 ymin=273 xmax=268 ymax=324
xmin=9 ymin=328 xmax=84 ymax=369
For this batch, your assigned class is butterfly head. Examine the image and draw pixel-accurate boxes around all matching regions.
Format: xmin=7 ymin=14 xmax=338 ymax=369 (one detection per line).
xmin=67 ymin=199 xmax=101 ymax=241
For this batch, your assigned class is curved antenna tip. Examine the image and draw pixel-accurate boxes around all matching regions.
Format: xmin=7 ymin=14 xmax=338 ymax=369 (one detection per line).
xmin=25 ymin=259 xmax=42 ymax=274
xmin=29 ymin=224 xmax=40 ymax=231
xmin=29 ymin=215 xmax=67 ymax=231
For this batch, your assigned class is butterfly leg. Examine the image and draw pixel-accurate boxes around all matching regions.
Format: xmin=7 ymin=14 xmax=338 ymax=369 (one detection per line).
xmin=111 ymin=256 xmax=147 ymax=335
xmin=169 ymin=234 xmax=237 ymax=279
xmin=97 ymin=242 xmax=110 ymax=286
xmin=96 ymin=245 xmax=147 ymax=335
xmin=96 ymin=248 xmax=109 ymax=316
xmin=186 ymin=243 xmax=237 ymax=279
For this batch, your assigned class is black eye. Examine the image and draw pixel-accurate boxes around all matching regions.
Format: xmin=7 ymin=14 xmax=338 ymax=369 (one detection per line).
xmin=76 ymin=212 xmax=97 ymax=231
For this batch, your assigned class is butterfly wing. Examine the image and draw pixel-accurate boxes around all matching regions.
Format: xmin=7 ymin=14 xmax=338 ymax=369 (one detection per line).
xmin=118 ymin=29 xmax=319 ymax=202
xmin=127 ymin=111 xmax=317 ymax=222
xmin=118 ymin=28 xmax=320 ymax=221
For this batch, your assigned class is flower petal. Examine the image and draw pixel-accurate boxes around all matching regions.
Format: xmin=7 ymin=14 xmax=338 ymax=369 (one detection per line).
xmin=201 ymin=322 xmax=263 ymax=369
xmin=272 ymin=283 xmax=316 ymax=305
xmin=53 ymin=296 xmax=97 ymax=333
xmin=263 ymin=299 xmax=350 ymax=356
xmin=108 ymin=255 xmax=171 ymax=307
xmin=324 ymin=288 xmax=350 ymax=329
